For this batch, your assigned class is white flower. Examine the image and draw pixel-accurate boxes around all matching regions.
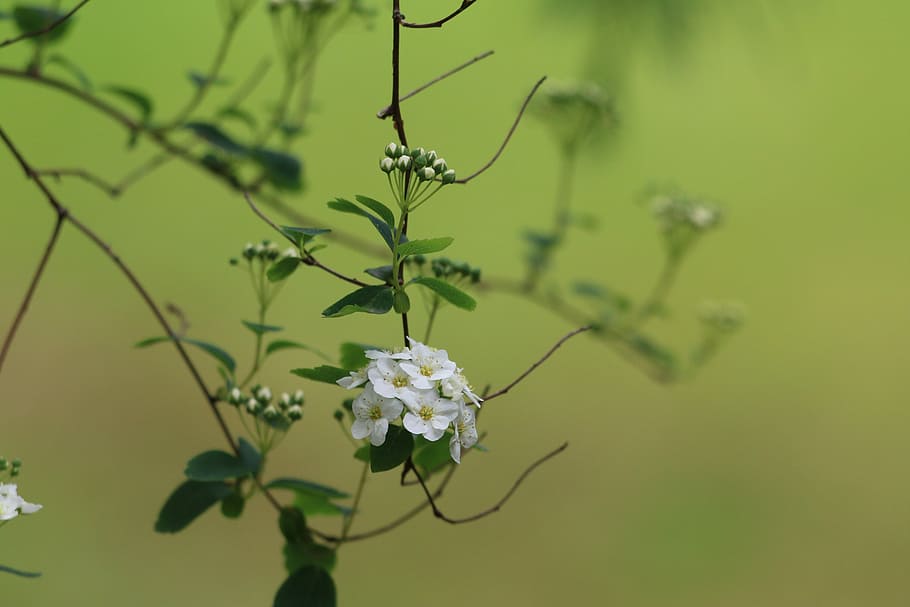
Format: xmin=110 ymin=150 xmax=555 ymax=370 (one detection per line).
xmin=368 ymin=357 xmax=420 ymax=404
xmin=403 ymin=391 xmax=459 ymax=441
xmin=440 ymin=369 xmax=482 ymax=408
xmin=0 ymin=484 xmax=41 ymax=521
xmin=351 ymin=385 xmax=404 ymax=446
xmin=449 ymin=403 xmax=478 ymax=464
xmin=365 ymin=347 xmax=411 ymax=361
xmin=336 ymin=367 xmax=369 ymax=390
xmin=399 ymin=338 xmax=456 ymax=389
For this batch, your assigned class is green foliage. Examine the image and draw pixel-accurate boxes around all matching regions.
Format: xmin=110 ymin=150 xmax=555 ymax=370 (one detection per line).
xmin=327 ymin=198 xmax=396 ymax=250
xmin=103 ymin=86 xmax=154 ymax=125
xmin=322 ymin=285 xmax=394 ymax=317
xmin=410 ymin=276 xmax=477 ymax=311
xmin=155 ymin=480 xmax=233 ymax=533
xmin=266 ymin=339 xmax=329 ymax=360
xmin=220 ymin=491 xmax=245 ymax=519
xmin=284 ymin=542 xmax=337 ymax=574
xmin=267 ymin=257 xmax=299 ymax=282
xmin=184 ymin=439 xmax=261 ymax=481
xmin=278 ymin=506 xmax=311 ymax=545
xmin=135 ymin=335 xmax=236 ymax=374
xmin=280 ymin=226 xmax=330 ymax=247
xmin=274 ymin=566 xmax=336 ymax=607
xmin=338 ymin=342 xmax=371 ymax=370
xmin=12 ymin=6 xmax=73 ymax=44
xmin=413 ymin=434 xmax=454 ymax=478
xmin=353 ymin=195 xmax=395 ymax=226
xmin=291 ymin=365 xmax=349 ymax=384
xmin=242 ymin=320 xmax=284 ymax=335
xmin=184 ymin=121 xmax=245 ymax=155
xmin=250 ymin=147 xmax=303 ymax=191
xmin=370 ymin=425 xmax=414 ymax=473
xmin=397 ymin=236 xmax=454 ymax=258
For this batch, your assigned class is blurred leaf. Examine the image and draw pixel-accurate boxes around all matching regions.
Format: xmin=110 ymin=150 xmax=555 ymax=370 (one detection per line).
xmin=103 ymin=86 xmax=154 ymax=124
xmin=237 ymin=437 xmax=262 ymax=474
xmin=353 ymin=195 xmax=395 ymax=226
xmin=364 ymin=265 xmax=393 ymax=284
xmin=242 ymin=320 xmax=284 ymax=335
xmin=218 ymin=106 xmax=258 ymax=131
xmin=274 ymin=566 xmax=336 ymax=607
xmin=265 ymin=478 xmax=349 ymax=499
xmin=219 ymin=492 xmax=245 ymax=519
xmin=353 ymin=445 xmax=369 ymax=462
xmin=413 ymin=433 xmax=453 ymax=477
xmin=184 ymin=121 xmax=246 ymax=155
xmin=12 ymin=6 xmax=73 ymax=44
xmin=410 ymin=277 xmax=476 ymax=311
xmin=370 ymin=425 xmax=414 ymax=473
xmin=184 ymin=449 xmax=257 ymax=482
xmin=251 ymin=147 xmax=303 ymax=191
xmin=278 ymin=506 xmax=311 ymax=545
xmin=291 ymin=365 xmax=348 ymax=384
xmin=293 ymin=493 xmax=351 ymax=517
xmin=322 ymin=285 xmax=393 ymax=318
xmin=266 ymin=257 xmax=299 ymax=282
xmin=46 ymin=54 xmax=92 ymax=90
xmin=280 ymin=226 xmax=330 ymax=247
xmin=135 ymin=336 xmax=236 ymax=374
xmin=284 ymin=542 xmax=337 ymax=575
xmin=266 ymin=340 xmax=330 ymax=361
xmin=397 ymin=237 xmax=454 ymax=258
xmin=339 ymin=342 xmax=373 ymax=371
xmin=154 ymin=480 xmax=232 ymax=533
xmin=327 ymin=198 xmax=395 ymax=251
xmin=188 ymin=70 xmax=228 ymax=88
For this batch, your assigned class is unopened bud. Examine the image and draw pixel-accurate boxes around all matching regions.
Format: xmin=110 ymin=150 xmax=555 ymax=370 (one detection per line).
xmin=333 ymin=410 xmax=344 ymax=422
xmin=396 ymin=155 xmax=412 ymax=172
xmin=442 ymin=169 xmax=456 ymax=184
xmin=246 ymin=398 xmax=260 ymax=413
xmin=417 ymin=167 xmax=435 ymax=182
xmin=279 ymin=393 xmax=292 ymax=409
xmin=288 ymin=404 xmax=304 ymax=421
xmin=243 ymin=243 xmax=255 ymax=260
xmin=432 ymin=158 xmax=447 ymax=174
xmin=380 ymin=157 xmax=394 ymax=173
xmin=384 ymin=142 xmax=398 ymax=158
xmin=426 ymin=150 xmax=438 ymax=164
xmin=293 ymin=389 xmax=305 ymax=404
xmin=256 ymin=386 xmax=272 ymax=402
xmin=229 ymin=387 xmax=242 ymax=404
xmin=393 ymin=289 xmax=411 ymax=314
xmin=263 ymin=405 xmax=279 ymax=419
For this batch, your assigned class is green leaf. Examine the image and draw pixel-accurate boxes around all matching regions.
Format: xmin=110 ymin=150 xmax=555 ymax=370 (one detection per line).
xmin=155 ymin=480 xmax=232 ymax=533
xmin=279 ymin=506 xmax=312 ymax=545
xmin=327 ymin=198 xmax=395 ymax=251
xmin=265 ymin=478 xmax=349 ymax=499
xmin=218 ymin=106 xmax=257 ymax=131
xmin=237 ymin=438 xmax=262 ymax=475
xmin=291 ymin=365 xmax=349 ymax=384
xmin=353 ymin=445 xmax=370 ymax=462
xmin=274 ymin=566 xmax=336 ymax=607
xmin=103 ymin=86 xmax=154 ymax=124
xmin=370 ymin=425 xmax=414 ymax=473
xmin=280 ymin=226 xmax=330 ymax=247
xmin=135 ymin=336 xmax=236 ymax=374
xmin=220 ymin=491 xmax=245 ymax=519
xmin=46 ymin=54 xmax=92 ymax=90
xmin=184 ymin=121 xmax=246 ymax=155
xmin=0 ymin=564 xmax=41 ymax=578
xmin=413 ymin=433 xmax=454 ymax=477
xmin=251 ymin=147 xmax=303 ymax=191
xmin=339 ymin=342 xmax=372 ymax=371
xmin=294 ymin=493 xmax=350 ymax=518
xmin=322 ymin=285 xmax=393 ymax=318
xmin=266 ymin=340 xmax=330 ymax=361
xmin=284 ymin=543 xmax=337 ymax=575
xmin=267 ymin=257 xmax=299 ymax=282
xmin=184 ymin=449 xmax=257 ymax=481
xmin=188 ymin=70 xmax=228 ymax=88
xmin=397 ymin=237 xmax=454 ymax=258
xmin=353 ymin=195 xmax=395 ymax=226
xmin=242 ymin=320 xmax=284 ymax=335
xmin=364 ymin=265 xmax=393 ymax=284
xmin=13 ymin=6 xmax=72 ymax=44
xmin=409 ymin=276 xmax=477 ymax=311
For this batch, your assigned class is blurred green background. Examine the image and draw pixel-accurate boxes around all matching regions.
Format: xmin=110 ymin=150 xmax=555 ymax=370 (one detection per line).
xmin=2 ymin=0 xmax=910 ymax=605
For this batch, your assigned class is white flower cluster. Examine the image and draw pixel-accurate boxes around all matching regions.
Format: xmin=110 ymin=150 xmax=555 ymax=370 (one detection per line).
xmin=337 ymin=338 xmax=481 ymax=463
xmin=650 ymin=193 xmax=722 ymax=232
xmin=0 ymin=483 xmax=41 ymax=522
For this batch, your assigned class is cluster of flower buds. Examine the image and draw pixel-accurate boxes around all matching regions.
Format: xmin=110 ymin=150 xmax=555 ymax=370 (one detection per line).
xmin=0 ymin=482 xmax=41 ymax=522
xmin=407 ymin=256 xmax=481 ymax=284
xmin=336 ymin=338 xmax=481 ymax=463
xmin=698 ymin=301 xmax=746 ymax=333
xmin=532 ymin=81 xmax=616 ymax=151
xmin=268 ymin=0 xmax=338 ymax=14
xmin=380 ymin=143 xmax=456 ymax=210
xmin=0 ymin=456 xmax=23 ymax=478
xmin=227 ymin=385 xmax=305 ymax=425
xmin=230 ymin=240 xmax=298 ymax=266
xmin=650 ymin=193 xmax=722 ymax=233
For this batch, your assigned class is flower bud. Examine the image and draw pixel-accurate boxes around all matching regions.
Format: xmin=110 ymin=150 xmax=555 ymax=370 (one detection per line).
xmin=432 ymin=158 xmax=447 ymax=174
xmin=417 ymin=167 xmax=436 ymax=182
xmin=256 ymin=386 xmax=272 ymax=402
xmin=288 ymin=404 xmax=304 ymax=421
xmin=333 ymin=410 xmax=344 ymax=422
xmin=293 ymin=389 xmax=305 ymax=403
xmin=246 ymin=398 xmax=260 ymax=414
xmin=426 ymin=150 xmax=438 ymax=164
xmin=282 ymin=247 xmax=299 ymax=259
xmin=242 ymin=243 xmax=256 ymax=260
xmin=396 ymin=155 xmax=412 ymax=172
xmin=384 ymin=142 xmax=398 ymax=158
xmin=399 ymin=146 xmax=410 ymax=157
xmin=393 ymin=289 xmax=411 ymax=314
xmin=220 ymin=493 xmax=245 ymax=518
xmin=380 ymin=157 xmax=394 ymax=173
xmin=414 ymin=153 xmax=428 ymax=168
xmin=229 ymin=387 xmax=242 ymax=404
xmin=263 ymin=405 xmax=279 ymax=419
xmin=442 ymin=169 xmax=456 ymax=184
xmin=279 ymin=393 xmax=292 ymax=409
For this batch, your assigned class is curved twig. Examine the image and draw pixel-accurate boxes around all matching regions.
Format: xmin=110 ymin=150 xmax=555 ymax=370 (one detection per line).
xmin=398 ymin=0 xmax=476 ymax=29
xmin=0 ymin=0 xmax=91 ymax=49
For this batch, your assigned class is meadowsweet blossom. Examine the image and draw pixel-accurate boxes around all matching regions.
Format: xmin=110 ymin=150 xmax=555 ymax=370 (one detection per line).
xmin=0 ymin=484 xmax=41 ymax=521
xmin=335 ymin=339 xmax=481 ymax=461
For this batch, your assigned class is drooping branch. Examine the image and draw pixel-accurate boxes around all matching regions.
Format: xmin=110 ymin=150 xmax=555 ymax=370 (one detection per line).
xmin=377 ymin=49 xmax=494 ymax=119
xmin=483 ymin=326 xmax=592 ymax=402
xmin=399 ymin=0 xmax=476 ymax=29
xmin=455 ymin=76 xmax=546 ymax=184
xmin=0 ymin=0 xmax=91 ymax=49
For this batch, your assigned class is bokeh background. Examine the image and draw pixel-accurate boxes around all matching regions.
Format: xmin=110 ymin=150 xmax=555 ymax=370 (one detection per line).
xmin=2 ymin=0 xmax=910 ymax=605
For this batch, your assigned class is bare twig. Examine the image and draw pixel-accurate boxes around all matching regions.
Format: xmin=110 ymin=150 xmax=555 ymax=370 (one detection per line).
xmin=399 ymin=0 xmax=476 ymax=29
xmin=0 ymin=0 xmax=91 ymax=49
xmin=377 ymin=50 xmax=494 ymax=119
xmin=36 ymin=168 xmax=120 ymax=196
xmin=0 ymin=215 xmax=64 ymax=376
xmin=243 ymin=191 xmax=370 ymax=288
xmin=455 ymin=76 xmax=546 ymax=184
xmin=483 ymin=326 xmax=592 ymax=402
xmin=407 ymin=442 xmax=568 ymax=524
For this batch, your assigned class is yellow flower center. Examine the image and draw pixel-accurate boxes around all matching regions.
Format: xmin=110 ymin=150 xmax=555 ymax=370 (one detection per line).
xmin=419 ymin=365 xmax=434 ymax=377
xmin=392 ymin=375 xmax=409 ymax=388
xmin=369 ymin=405 xmax=383 ymax=420
xmin=419 ymin=406 xmax=435 ymax=421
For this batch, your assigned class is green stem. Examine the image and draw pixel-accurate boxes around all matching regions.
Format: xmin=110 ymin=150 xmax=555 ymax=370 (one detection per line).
xmin=339 ymin=460 xmax=370 ymax=544
xmin=423 ymin=296 xmax=441 ymax=343
xmin=630 ymin=254 xmax=682 ymax=329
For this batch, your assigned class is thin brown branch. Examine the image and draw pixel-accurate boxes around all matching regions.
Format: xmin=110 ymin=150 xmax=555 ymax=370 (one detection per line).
xmin=243 ymin=191 xmax=369 ymax=287
xmin=377 ymin=49 xmax=494 ymax=119
xmin=0 ymin=125 xmax=285 ymax=513
xmin=399 ymin=0 xmax=476 ymax=29
xmin=0 ymin=215 xmax=64 ymax=377
xmin=483 ymin=326 xmax=591 ymax=402
xmin=456 ymin=76 xmax=546 ymax=184
xmin=408 ymin=442 xmax=568 ymax=524
xmin=36 ymin=168 xmax=120 ymax=196
xmin=0 ymin=0 xmax=91 ymax=49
